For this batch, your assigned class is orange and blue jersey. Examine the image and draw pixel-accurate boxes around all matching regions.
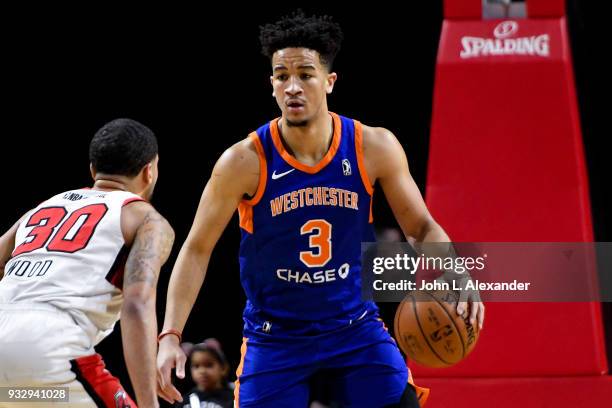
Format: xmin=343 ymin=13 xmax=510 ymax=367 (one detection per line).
xmin=238 ymin=112 xmax=378 ymax=335
xmin=234 ymin=113 xmax=429 ymax=407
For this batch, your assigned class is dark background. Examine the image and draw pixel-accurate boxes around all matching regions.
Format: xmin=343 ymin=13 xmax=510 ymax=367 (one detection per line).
xmin=0 ymin=0 xmax=608 ymax=403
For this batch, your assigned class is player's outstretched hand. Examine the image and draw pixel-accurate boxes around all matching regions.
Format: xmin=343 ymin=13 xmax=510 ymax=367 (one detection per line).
xmin=156 ymin=336 xmax=186 ymax=404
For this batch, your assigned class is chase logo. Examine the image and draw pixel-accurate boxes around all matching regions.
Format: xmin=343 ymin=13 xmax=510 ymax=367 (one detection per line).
xmin=276 ymin=263 xmax=351 ymax=284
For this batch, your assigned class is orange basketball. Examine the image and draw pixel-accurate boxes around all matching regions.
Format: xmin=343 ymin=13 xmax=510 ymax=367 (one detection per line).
xmin=393 ymin=289 xmax=479 ymax=368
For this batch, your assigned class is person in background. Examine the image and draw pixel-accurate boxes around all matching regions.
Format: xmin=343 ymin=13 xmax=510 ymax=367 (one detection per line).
xmin=175 ymin=339 xmax=233 ymax=408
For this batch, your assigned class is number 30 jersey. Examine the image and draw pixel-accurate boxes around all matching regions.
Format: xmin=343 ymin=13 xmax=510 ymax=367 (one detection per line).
xmin=0 ymin=189 xmax=143 ymax=344
xmin=238 ymin=113 xmax=378 ymax=333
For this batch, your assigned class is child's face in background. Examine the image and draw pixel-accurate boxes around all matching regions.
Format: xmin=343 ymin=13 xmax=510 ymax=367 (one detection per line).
xmin=191 ymin=350 xmax=225 ymax=391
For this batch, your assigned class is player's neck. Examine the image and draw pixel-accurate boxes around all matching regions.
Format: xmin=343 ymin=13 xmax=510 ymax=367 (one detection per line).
xmin=279 ymin=111 xmax=333 ymax=163
xmin=92 ymin=178 xmax=129 ymax=193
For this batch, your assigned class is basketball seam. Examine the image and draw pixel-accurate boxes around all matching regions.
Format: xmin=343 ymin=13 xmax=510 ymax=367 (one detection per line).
xmin=412 ymin=294 xmax=453 ymax=366
xmin=395 ymin=297 xmax=407 ymax=352
xmin=424 ymin=291 xmax=467 ymax=358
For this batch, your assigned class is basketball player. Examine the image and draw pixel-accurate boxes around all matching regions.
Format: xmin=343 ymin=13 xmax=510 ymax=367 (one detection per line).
xmin=0 ymin=119 xmax=174 ymax=408
xmin=157 ymin=11 xmax=484 ymax=407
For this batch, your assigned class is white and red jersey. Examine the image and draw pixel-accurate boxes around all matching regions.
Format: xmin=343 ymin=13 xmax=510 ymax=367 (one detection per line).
xmin=0 ymin=188 xmax=144 ymax=345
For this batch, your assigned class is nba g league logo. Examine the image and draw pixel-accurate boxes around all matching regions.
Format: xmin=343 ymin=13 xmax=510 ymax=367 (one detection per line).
xmin=342 ymin=159 xmax=352 ymax=176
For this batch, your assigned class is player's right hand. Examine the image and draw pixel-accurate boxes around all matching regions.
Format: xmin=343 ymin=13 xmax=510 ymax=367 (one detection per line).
xmin=156 ymin=336 xmax=186 ymax=404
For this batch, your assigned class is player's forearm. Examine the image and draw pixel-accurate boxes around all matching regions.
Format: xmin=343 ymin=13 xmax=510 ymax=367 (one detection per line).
xmin=163 ymin=245 xmax=211 ymax=332
xmin=411 ymin=221 xmax=474 ymax=282
xmin=121 ymin=297 xmax=159 ymax=408
xmin=419 ymin=220 xmax=450 ymax=243
xmin=409 ymin=220 xmax=457 ymax=269
xmin=121 ymin=210 xmax=173 ymax=408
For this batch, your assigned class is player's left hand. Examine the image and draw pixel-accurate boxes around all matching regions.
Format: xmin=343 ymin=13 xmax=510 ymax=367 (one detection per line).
xmin=457 ymin=285 xmax=485 ymax=331
xmin=156 ymin=336 xmax=186 ymax=403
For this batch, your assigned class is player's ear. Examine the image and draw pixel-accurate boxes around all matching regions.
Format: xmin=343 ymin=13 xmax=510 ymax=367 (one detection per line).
xmin=326 ymin=72 xmax=337 ymax=94
xmin=89 ymin=163 xmax=96 ymax=180
xmin=142 ymin=162 xmax=154 ymax=185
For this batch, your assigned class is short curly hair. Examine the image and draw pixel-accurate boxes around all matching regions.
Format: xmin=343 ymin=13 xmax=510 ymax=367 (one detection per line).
xmin=89 ymin=118 xmax=157 ymax=177
xmin=259 ymin=10 xmax=344 ymax=69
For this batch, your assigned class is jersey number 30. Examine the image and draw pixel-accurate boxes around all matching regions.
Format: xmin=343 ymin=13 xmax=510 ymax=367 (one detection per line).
xmin=300 ymin=219 xmax=332 ymax=267
xmin=12 ymin=204 xmax=108 ymax=256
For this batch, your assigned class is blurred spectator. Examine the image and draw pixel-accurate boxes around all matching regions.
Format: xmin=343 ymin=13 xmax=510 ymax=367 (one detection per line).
xmin=175 ymin=339 xmax=233 ymax=408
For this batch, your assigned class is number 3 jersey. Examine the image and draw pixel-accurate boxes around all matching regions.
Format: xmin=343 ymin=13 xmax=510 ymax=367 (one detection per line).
xmin=0 ymin=189 xmax=143 ymax=345
xmin=238 ymin=113 xmax=378 ymax=334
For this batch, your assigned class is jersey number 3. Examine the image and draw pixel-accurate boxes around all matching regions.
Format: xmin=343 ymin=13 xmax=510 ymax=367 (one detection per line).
xmin=300 ymin=219 xmax=332 ymax=267
xmin=12 ymin=204 xmax=108 ymax=256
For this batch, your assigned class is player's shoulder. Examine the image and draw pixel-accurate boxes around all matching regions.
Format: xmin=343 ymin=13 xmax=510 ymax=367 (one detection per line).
xmin=358 ymin=124 xmax=406 ymax=181
xmin=121 ymin=200 xmax=173 ymax=246
xmin=122 ymin=200 xmax=169 ymax=227
xmin=214 ymin=134 xmax=262 ymax=185
xmin=359 ymin=123 xmax=400 ymax=156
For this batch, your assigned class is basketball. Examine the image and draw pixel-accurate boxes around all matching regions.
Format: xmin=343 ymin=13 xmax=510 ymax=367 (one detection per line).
xmin=394 ymin=289 xmax=480 ymax=368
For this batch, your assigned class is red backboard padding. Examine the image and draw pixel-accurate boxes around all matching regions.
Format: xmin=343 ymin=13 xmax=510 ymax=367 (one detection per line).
xmin=416 ymin=17 xmax=607 ymax=378
xmin=444 ymin=0 xmax=481 ymax=20
xmin=419 ymin=376 xmax=612 ymax=407
xmin=527 ymin=0 xmax=566 ymax=18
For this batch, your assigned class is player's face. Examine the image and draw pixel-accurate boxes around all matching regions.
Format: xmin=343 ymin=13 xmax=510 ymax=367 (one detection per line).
xmin=271 ymin=48 xmax=337 ymax=126
xmin=190 ymin=351 xmax=224 ymax=391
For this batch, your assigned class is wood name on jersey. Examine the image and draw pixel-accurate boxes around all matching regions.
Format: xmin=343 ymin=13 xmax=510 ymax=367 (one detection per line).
xmin=3 ymin=258 xmax=54 ymax=279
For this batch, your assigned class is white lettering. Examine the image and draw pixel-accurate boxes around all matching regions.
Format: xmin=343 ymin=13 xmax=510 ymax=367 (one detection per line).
xmin=287 ymin=270 xmax=299 ymax=282
xmin=460 ymin=35 xmax=550 ymax=59
xmin=373 ymin=257 xmax=384 ymax=274
xmin=313 ymin=271 xmax=325 ymax=284
xmin=338 ymin=263 xmax=350 ymax=279
xmin=299 ymin=273 xmax=312 ymax=283
xmin=276 ymin=265 xmax=350 ymax=284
